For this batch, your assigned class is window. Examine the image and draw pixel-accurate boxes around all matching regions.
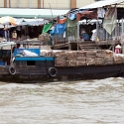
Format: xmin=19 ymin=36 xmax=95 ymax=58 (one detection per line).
xmin=27 ymin=61 xmax=36 ymax=66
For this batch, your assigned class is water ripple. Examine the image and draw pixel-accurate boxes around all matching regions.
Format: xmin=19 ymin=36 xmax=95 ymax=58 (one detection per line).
xmin=0 ymin=77 xmax=124 ymax=124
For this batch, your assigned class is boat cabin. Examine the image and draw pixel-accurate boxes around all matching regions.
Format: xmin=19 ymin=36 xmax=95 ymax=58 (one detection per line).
xmin=13 ymin=46 xmax=54 ymax=76
xmin=0 ymin=42 xmax=16 ymax=66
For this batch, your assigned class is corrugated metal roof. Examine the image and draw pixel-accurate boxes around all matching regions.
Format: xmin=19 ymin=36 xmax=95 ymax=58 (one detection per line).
xmin=0 ymin=8 xmax=69 ymax=19
xmin=79 ymin=0 xmax=124 ymax=9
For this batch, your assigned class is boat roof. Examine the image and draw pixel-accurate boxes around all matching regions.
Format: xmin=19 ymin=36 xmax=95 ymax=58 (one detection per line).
xmin=0 ymin=42 xmax=16 ymax=49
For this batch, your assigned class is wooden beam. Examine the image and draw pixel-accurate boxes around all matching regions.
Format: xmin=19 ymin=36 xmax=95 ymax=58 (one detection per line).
xmin=4 ymin=0 xmax=7 ymax=8
xmin=38 ymin=0 xmax=41 ymax=8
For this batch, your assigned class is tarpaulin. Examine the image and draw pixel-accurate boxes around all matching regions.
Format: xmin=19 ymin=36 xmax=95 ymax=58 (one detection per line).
xmin=103 ymin=7 xmax=116 ymax=35
xmin=58 ymin=18 xmax=67 ymax=24
xmin=42 ymin=22 xmax=53 ymax=34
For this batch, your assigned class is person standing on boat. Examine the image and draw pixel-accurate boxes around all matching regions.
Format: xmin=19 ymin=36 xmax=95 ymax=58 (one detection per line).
xmin=0 ymin=27 xmax=10 ymax=42
xmin=114 ymin=45 xmax=122 ymax=54
xmin=80 ymin=29 xmax=89 ymax=41
xmin=12 ymin=30 xmax=17 ymax=41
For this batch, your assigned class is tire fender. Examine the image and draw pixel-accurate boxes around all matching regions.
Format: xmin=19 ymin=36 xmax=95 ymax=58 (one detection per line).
xmin=9 ymin=66 xmax=16 ymax=75
xmin=48 ymin=67 xmax=58 ymax=78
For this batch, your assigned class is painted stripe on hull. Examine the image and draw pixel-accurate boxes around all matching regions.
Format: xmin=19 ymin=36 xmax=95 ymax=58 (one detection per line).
xmin=15 ymin=57 xmax=54 ymax=61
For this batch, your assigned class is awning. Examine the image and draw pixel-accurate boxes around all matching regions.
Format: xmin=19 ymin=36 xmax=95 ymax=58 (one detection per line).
xmin=16 ymin=18 xmax=49 ymax=26
xmin=0 ymin=42 xmax=16 ymax=48
xmin=79 ymin=0 xmax=124 ymax=9
xmin=0 ymin=8 xmax=69 ymax=19
xmin=0 ymin=18 xmax=49 ymax=28
xmin=78 ymin=19 xmax=102 ymax=25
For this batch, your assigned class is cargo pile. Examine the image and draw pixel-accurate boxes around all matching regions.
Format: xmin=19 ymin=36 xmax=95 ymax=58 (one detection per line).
xmin=40 ymin=49 xmax=124 ymax=67
xmin=38 ymin=33 xmax=51 ymax=45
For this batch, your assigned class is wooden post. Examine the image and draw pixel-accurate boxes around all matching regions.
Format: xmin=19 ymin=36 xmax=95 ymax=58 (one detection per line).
xmin=96 ymin=8 xmax=99 ymax=41
xmin=70 ymin=0 xmax=76 ymax=9
xmin=112 ymin=45 xmax=114 ymax=52
xmin=122 ymin=18 xmax=124 ymax=35
xmin=115 ymin=6 xmax=117 ymax=41
xmin=4 ymin=0 xmax=7 ymax=8
xmin=77 ymin=42 xmax=79 ymax=50
xmin=9 ymin=0 xmax=10 ymax=7
xmin=69 ymin=42 xmax=71 ymax=50
xmin=106 ymin=30 xmax=107 ymax=41
xmin=42 ymin=0 xmax=44 ymax=8
xmin=77 ymin=22 xmax=79 ymax=41
xmin=122 ymin=43 xmax=124 ymax=53
xmin=10 ymin=45 xmax=12 ymax=65
xmin=38 ymin=0 xmax=41 ymax=8
xmin=121 ymin=19 xmax=124 ymax=53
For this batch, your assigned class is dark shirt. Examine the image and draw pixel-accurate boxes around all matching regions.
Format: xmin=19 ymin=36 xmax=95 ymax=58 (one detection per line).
xmin=0 ymin=30 xmax=9 ymax=39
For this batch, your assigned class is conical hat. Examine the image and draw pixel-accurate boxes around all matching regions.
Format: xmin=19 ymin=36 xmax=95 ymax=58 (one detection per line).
xmin=115 ymin=44 xmax=121 ymax=49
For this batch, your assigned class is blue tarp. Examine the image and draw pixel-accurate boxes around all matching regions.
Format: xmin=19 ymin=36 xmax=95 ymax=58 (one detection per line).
xmin=14 ymin=48 xmax=54 ymax=61
xmin=14 ymin=48 xmax=40 ymax=57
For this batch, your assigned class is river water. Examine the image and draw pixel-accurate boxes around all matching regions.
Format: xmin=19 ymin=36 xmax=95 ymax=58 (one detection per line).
xmin=0 ymin=77 xmax=124 ymax=124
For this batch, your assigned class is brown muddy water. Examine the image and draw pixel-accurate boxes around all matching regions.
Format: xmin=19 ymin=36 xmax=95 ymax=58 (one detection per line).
xmin=0 ymin=77 xmax=124 ymax=124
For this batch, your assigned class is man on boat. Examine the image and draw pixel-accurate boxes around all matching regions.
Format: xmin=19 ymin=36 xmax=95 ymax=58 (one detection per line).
xmin=80 ymin=29 xmax=89 ymax=41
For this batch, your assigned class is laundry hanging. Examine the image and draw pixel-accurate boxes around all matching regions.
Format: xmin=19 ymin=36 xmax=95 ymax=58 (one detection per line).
xmin=103 ymin=7 xmax=116 ymax=35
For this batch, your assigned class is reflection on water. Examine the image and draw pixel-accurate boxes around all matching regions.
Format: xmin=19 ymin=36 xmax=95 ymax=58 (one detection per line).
xmin=0 ymin=77 xmax=124 ymax=124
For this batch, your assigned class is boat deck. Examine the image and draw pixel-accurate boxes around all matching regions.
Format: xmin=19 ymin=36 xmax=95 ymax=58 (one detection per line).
xmin=52 ymin=40 xmax=120 ymax=51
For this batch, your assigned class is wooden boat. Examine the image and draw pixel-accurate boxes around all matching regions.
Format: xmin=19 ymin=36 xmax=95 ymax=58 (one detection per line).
xmin=0 ymin=41 xmax=124 ymax=83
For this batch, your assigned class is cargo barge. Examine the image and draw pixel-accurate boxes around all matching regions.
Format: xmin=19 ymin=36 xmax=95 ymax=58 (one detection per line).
xmin=0 ymin=41 xmax=124 ymax=82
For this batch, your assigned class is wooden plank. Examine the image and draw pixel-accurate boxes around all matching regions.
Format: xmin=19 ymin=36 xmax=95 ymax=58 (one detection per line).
xmin=17 ymin=40 xmax=42 ymax=44
xmin=77 ymin=41 xmax=97 ymax=50
xmin=95 ymin=40 xmax=120 ymax=45
xmin=52 ymin=42 xmax=69 ymax=49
